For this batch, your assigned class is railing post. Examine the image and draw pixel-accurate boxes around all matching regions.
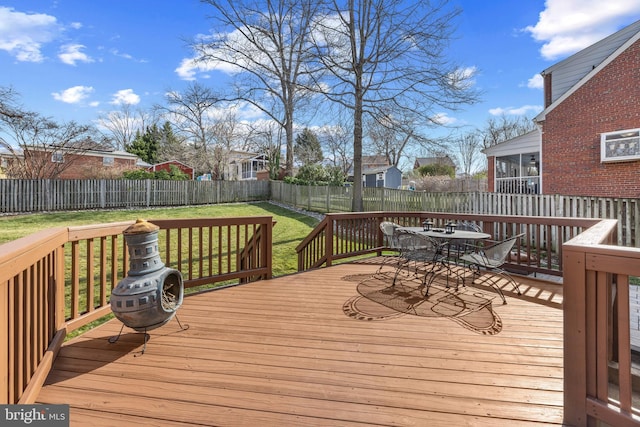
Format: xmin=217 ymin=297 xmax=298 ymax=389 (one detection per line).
xmin=562 ymin=245 xmax=588 ymax=426
xmin=325 ymin=217 xmax=334 ymax=267
xmin=55 ymin=245 xmax=66 ymax=332
xmin=263 ymin=219 xmax=273 ymax=279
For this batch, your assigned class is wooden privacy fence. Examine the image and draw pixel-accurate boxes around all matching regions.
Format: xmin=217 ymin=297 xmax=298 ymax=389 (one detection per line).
xmin=0 ymin=179 xmax=270 ymax=213
xmin=2 ymin=179 xmax=640 ymax=244
xmin=0 ymin=216 xmax=273 ymax=404
xmin=272 ymin=183 xmax=640 ymax=246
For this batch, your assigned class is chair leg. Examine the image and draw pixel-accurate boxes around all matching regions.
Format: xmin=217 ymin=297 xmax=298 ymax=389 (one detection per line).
xmin=482 ymin=274 xmax=507 ymax=304
xmin=497 ymin=269 xmax=522 ymax=296
xmin=466 ymin=264 xmax=507 ymax=304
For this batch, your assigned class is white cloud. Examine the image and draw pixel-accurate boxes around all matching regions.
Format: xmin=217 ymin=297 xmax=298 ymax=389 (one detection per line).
xmin=0 ymin=6 xmax=60 ymax=62
xmin=58 ymin=43 xmax=93 ymax=65
xmin=447 ymin=66 xmax=477 ymax=90
xmin=175 ymin=54 xmax=239 ymax=81
xmin=431 ymin=112 xmax=457 ymax=126
xmin=525 ymin=0 xmax=640 ymax=60
xmin=51 ymin=85 xmax=94 ymax=104
xmin=176 ymin=30 xmax=271 ymax=80
xmin=110 ymin=48 xmax=147 ymax=63
xmin=527 ymin=74 xmax=544 ymax=89
xmin=110 ymin=89 xmax=140 ymax=105
xmin=489 ymin=105 xmax=543 ymax=116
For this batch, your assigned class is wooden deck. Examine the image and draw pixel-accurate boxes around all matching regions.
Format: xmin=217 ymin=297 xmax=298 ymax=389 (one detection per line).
xmin=37 ymin=259 xmax=565 ymax=426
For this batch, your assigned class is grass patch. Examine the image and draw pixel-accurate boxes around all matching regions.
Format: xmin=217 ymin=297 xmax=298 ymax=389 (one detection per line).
xmin=0 ymin=202 xmax=320 ymax=277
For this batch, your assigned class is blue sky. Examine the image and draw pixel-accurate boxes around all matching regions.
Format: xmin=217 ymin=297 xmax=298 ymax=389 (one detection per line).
xmin=1 ymin=0 xmax=640 ymax=138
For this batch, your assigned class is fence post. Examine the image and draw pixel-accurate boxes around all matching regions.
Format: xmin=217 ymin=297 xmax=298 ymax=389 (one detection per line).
xmin=326 ymin=185 xmax=331 ymax=213
xmin=146 ymin=180 xmax=151 ymax=208
xmin=100 ymin=180 xmax=106 ymax=209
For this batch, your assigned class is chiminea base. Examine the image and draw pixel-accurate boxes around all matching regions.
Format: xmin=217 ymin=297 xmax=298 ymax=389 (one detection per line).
xmin=108 ymin=314 xmax=189 ymax=356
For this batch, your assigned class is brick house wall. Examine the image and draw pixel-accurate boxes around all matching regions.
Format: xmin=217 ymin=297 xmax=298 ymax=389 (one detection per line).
xmin=148 ymin=161 xmax=194 ymax=179
xmin=58 ymin=154 xmax=137 ymax=179
xmin=28 ymin=150 xmax=138 ymax=179
xmin=539 ymin=39 xmax=640 ymax=197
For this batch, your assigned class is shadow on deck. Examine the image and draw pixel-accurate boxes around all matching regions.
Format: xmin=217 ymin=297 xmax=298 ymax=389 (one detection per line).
xmin=37 ymin=259 xmax=565 ymax=426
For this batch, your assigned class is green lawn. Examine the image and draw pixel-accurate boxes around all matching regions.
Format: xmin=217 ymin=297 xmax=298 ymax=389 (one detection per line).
xmin=0 ymin=202 xmax=320 ymax=277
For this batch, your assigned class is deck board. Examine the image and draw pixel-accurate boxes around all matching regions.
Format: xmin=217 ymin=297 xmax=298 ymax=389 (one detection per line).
xmin=37 ymin=261 xmax=566 ymax=426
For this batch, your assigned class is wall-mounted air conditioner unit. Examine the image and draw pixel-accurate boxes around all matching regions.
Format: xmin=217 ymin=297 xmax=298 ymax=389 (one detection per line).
xmin=601 ymin=128 xmax=640 ymax=163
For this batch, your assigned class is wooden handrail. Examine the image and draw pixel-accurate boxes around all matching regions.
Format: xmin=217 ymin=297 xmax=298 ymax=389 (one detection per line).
xmin=562 ymin=219 xmax=640 ymax=426
xmin=296 ymin=211 xmax=600 ymax=276
xmin=0 ymin=216 xmax=274 ymax=404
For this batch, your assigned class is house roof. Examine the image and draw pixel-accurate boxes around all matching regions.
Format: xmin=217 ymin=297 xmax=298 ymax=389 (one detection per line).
xmin=414 ymin=156 xmax=456 ymax=168
xmin=151 ymin=160 xmax=193 ymax=169
xmin=363 ymin=165 xmax=399 ymax=174
xmin=535 ymin=19 xmax=640 ymax=122
xmin=362 ymin=155 xmax=389 ymax=166
xmin=347 ymin=164 xmax=400 ymax=177
xmin=482 ymin=129 xmax=541 ymax=157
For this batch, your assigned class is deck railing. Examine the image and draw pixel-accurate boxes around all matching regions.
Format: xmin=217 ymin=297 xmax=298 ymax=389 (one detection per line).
xmin=0 ymin=216 xmax=273 ymax=404
xmin=563 ymin=219 xmax=640 ymax=426
xmin=296 ymin=211 xmax=600 ymax=277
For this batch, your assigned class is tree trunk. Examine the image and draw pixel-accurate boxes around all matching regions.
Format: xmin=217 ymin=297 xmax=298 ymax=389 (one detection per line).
xmin=352 ymin=84 xmax=364 ymax=212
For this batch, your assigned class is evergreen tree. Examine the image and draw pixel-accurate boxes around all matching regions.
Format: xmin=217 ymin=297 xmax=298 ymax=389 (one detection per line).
xmin=157 ymin=121 xmax=184 ymax=162
xmin=126 ymin=124 xmax=161 ymax=164
xmin=294 ymin=128 xmax=323 ymax=166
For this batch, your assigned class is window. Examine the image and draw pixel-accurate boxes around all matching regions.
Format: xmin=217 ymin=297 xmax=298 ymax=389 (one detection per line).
xmin=601 ymin=128 xmax=640 ymax=163
xmin=103 ymin=156 xmax=114 ymax=166
xmin=51 ymin=152 xmax=64 ymax=163
xmin=495 ymin=152 xmax=540 ymax=194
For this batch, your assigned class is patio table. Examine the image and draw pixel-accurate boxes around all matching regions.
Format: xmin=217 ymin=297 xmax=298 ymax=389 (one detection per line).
xmin=397 ymin=227 xmax=490 ymax=295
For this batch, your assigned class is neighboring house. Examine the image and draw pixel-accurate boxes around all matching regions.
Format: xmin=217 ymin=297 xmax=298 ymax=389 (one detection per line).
xmin=225 ymin=150 xmax=268 ymax=181
xmin=414 ymin=155 xmax=456 ymax=171
xmin=55 ymin=148 xmax=140 ymax=179
xmin=362 ymin=165 xmax=402 ymax=189
xmin=3 ymin=144 xmax=140 ymax=179
xmin=0 ymin=150 xmax=18 ymax=178
xmin=347 ymin=156 xmax=401 ymax=188
xmin=484 ymin=19 xmax=640 ymax=197
xmin=147 ymin=160 xmax=195 ymax=179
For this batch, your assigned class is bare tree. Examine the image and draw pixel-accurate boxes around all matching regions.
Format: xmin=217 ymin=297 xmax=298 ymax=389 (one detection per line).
xmin=310 ymin=0 xmax=479 ymax=211
xmin=194 ymin=0 xmax=321 ymax=177
xmin=366 ymin=108 xmax=441 ymax=167
xmin=0 ymin=87 xmax=22 ymax=120
xmin=479 ymin=114 xmax=537 ymax=149
xmin=316 ymin=108 xmax=353 ymax=174
xmin=454 ymin=131 xmax=483 ymax=176
xmin=245 ymin=121 xmax=285 ymax=179
xmin=0 ymin=109 xmax=93 ymax=179
xmin=209 ymin=109 xmax=243 ymax=179
xmin=155 ymin=82 xmax=222 ymax=176
xmin=97 ymin=104 xmax=151 ymax=150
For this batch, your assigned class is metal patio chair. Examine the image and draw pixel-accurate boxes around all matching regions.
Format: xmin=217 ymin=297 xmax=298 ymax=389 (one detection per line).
xmin=448 ymin=221 xmax=484 ymax=261
xmin=458 ymin=233 xmax=525 ymax=304
xmin=391 ymin=229 xmax=444 ymax=286
xmin=376 ymin=221 xmax=402 ymax=274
